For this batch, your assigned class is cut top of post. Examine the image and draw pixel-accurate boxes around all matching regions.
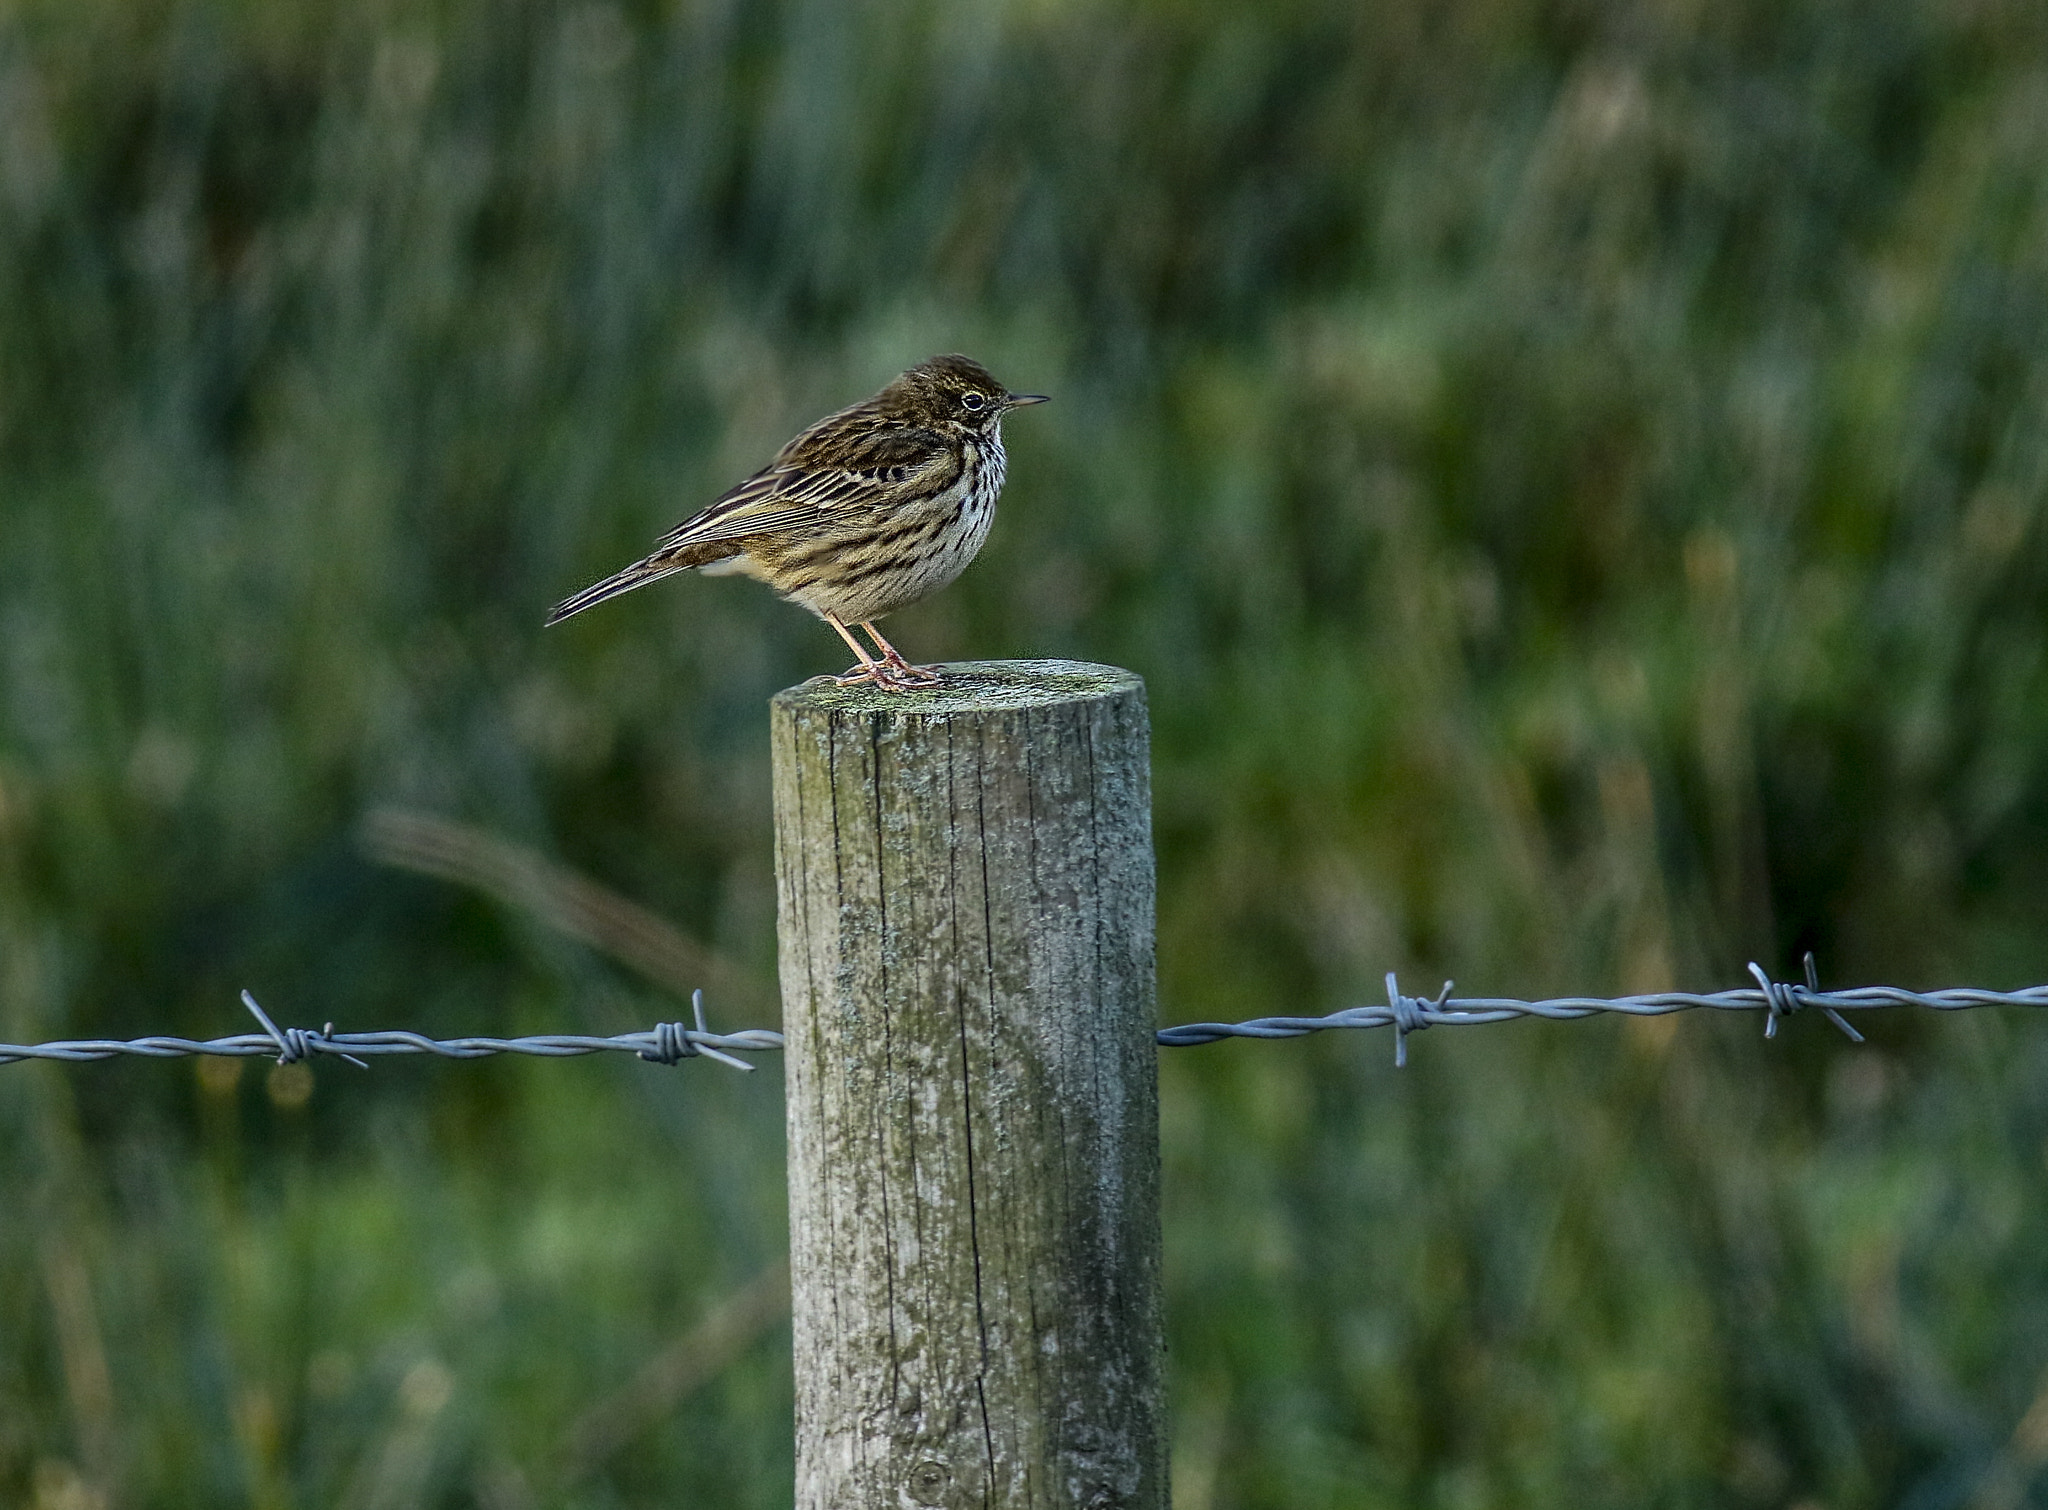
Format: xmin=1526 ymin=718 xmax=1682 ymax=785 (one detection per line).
xmin=771 ymin=659 xmax=1143 ymax=718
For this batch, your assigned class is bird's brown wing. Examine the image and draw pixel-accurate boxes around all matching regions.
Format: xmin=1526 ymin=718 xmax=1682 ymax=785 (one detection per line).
xmin=655 ymin=423 xmax=954 ymax=552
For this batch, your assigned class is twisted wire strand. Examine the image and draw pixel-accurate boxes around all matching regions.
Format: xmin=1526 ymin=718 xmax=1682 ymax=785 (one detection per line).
xmin=6 ymin=959 xmax=2047 ymax=1073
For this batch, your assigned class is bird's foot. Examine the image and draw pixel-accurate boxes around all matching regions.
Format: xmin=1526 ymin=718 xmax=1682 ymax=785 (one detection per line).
xmin=874 ymin=648 xmax=943 ymax=686
xmin=831 ymin=660 xmax=941 ymax=692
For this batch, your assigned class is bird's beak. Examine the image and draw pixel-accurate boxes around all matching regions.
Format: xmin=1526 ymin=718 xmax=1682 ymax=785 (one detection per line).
xmin=1004 ymin=393 xmax=1051 ymax=408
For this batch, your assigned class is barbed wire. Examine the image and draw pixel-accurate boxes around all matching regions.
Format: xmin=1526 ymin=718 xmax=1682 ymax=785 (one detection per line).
xmin=5 ymin=958 xmax=2046 ymax=1074
xmin=1159 ymin=957 xmax=2048 ymax=1065
xmin=0 ymin=990 xmax=785 ymax=1073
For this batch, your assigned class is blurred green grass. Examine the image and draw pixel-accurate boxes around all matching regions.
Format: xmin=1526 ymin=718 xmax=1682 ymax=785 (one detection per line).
xmin=5 ymin=0 xmax=2048 ymax=1504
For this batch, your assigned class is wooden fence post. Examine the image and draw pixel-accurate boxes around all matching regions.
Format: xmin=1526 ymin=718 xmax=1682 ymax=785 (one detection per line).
xmin=771 ymin=660 xmax=1164 ymax=1510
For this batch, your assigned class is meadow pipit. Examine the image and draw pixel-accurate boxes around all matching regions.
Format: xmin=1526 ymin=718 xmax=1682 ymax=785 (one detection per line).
xmin=546 ymin=354 xmax=1048 ymax=690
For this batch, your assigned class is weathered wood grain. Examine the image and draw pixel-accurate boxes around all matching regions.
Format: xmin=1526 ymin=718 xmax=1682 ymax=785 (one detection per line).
xmin=772 ymin=660 xmax=1164 ymax=1510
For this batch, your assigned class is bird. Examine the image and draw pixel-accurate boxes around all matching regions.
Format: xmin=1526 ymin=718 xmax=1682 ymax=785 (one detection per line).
xmin=545 ymin=354 xmax=1049 ymax=690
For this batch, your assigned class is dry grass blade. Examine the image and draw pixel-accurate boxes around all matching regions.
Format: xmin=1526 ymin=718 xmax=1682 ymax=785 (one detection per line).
xmin=557 ymin=1259 xmax=792 ymax=1477
xmin=358 ymin=809 xmax=771 ymax=1017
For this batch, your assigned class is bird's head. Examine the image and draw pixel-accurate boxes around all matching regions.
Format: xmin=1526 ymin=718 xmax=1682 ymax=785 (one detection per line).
xmin=884 ymin=354 xmax=1049 ymax=435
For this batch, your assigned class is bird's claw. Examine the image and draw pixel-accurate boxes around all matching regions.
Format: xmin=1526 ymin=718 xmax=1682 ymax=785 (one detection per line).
xmin=832 ymin=661 xmax=942 ymax=692
xmin=875 ymin=649 xmax=942 ymax=685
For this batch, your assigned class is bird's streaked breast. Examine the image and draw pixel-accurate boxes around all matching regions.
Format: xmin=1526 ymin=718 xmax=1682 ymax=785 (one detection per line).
xmin=761 ymin=431 xmax=1008 ymax=624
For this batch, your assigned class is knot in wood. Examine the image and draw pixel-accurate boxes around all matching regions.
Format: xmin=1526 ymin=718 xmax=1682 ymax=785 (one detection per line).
xmin=906 ymin=1458 xmax=953 ymax=1506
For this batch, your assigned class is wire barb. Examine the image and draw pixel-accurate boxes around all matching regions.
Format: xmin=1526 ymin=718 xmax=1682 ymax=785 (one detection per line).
xmin=637 ymin=989 xmax=757 ymax=1072
xmin=1805 ymin=953 xmax=1865 ymax=1043
xmin=1385 ymin=974 xmax=1454 ymax=1067
xmin=1748 ymin=963 xmax=1797 ymax=1040
xmin=242 ymin=991 xmax=370 ymax=1068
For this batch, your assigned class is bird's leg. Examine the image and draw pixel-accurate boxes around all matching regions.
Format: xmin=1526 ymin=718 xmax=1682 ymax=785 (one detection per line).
xmin=824 ymin=613 xmax=926 ymax=691
xmin=857 ymin=622 xmax=943 ymax=685
xmin=823 ymin=613 xmax=885 ymax=682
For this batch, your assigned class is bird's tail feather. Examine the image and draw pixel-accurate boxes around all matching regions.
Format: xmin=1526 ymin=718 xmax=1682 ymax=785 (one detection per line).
xmin=544 ymin=559 xmax=684 ymax=626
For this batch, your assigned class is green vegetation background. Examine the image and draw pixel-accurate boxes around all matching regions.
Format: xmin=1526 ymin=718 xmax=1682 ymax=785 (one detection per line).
xmin=4 ymin=0 xmax=2048 ymax=1504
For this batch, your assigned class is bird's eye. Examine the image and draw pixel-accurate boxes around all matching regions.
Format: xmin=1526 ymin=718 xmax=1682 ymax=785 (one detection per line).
xmin=961 ymin=392 xmax=987 ymax=412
